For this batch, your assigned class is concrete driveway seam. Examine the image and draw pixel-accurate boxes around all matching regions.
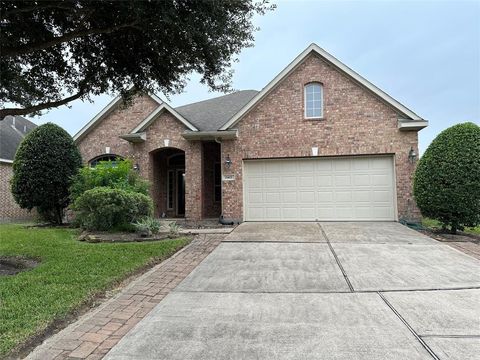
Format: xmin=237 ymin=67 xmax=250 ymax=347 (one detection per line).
xmin=420 ymin=335 xmax=480 ymax=338
xmin=317 ymin=222 xmax=354 ymax=292
xmin=377 ymin=292 xmax=439 ymax=360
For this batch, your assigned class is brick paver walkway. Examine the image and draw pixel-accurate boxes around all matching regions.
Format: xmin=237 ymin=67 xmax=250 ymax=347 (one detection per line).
xmin=27 ymin=234 xmax=224 ymax=360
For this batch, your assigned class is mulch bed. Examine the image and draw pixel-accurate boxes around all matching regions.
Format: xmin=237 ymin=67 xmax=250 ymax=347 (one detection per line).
xmin=0 ymin=256 xmax=39 ymax=276
xmin=418 ymin=229 xmax=480 ymax=243
xmin=77 ymin=231 xmax=177 ymax=243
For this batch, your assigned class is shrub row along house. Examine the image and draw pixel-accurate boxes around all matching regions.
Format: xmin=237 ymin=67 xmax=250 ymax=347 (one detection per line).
xmin=75 ymin=44 xmax=427 ymax=223
xmin=0 ymin=116 xmax=37 ymax=222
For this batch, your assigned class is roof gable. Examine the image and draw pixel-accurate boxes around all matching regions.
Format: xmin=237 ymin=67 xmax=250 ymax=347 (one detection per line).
xmin=131 ymin=103 xmax=198 ymax=133
xmin=73 ymin=93 xmax=163 ymax=142
xmin=219 ymin=43 xmax=427 ymax=130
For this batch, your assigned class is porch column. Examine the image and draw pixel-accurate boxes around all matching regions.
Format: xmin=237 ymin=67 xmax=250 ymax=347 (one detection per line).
xmin=185 ymin=142 xmax=203 ymax=221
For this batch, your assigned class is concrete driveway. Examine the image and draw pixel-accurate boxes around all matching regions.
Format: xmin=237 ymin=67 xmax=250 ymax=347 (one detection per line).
xmin=105 ymin=222 xmax=480 ymax=360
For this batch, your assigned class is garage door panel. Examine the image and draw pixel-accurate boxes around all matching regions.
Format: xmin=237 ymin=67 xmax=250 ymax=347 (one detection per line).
xmin=281 ymin=176 xmax=297 ymax=187
xmin=353 ymin=191 xmax=371 ymax=202
xmin=317 ymin=175 xmax=333 ymax=186
xmin=334 ymin=175 xmax=351 ymax=186
xmin=299 ymin=207 xmax=316 ymax=218
xmin=335 ymin=191 xmax=352 ymax=202
xmin=373 ymin=174 xmax=391 ymax=186
xmin=264 ymin=177 xmax=280 ymax=188
xmin=334 ymin=158 xmax=351 ymax=170
xmin=248 ymin=191 xmax=264 ymax=204
xmin=316 ymin=160 xmax=332 ymax=171
xmin=299 ymin=191 xmax=315 ymax=203
xmin=353 ymin=174 xmax=371 ymax=186
xmin=353 ymin=158 xmax=370 ymax=170
xmin=248 ymin=177 xmax=263 ymax=188
xmin=265 ymin=208 xmax=281 ymax=219
xmin=299 ymin=176 xmax=314 ymax=187
xmin=244 ymin=156 xmax=395 ymax=221
xmin=317 ymin=191 xmax=333 ymax=202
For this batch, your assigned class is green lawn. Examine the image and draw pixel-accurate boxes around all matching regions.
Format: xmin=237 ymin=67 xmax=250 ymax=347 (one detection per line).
xmin=0 ymin=224 xmax=189 ymax=357
xmin=421 ymin=218 xmax=480 ymax=235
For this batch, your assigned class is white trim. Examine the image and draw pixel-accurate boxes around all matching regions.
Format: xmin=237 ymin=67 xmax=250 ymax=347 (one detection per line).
xmin=131 ymin=103 xmax=198 ymax=133
xmin=0 ymin=158 xmax=14 ymax=164
xmin=304 ymin=82 xmax=323 ymax=119
xmin=398 ymin=119 xmax=429 ymax=130
xmin=73 ymin=92 xmax=164 ymax=142
xmin=220 ymin=43 xmax=425 ymax=130
xmin=119 ymin=132 xmax=147 ymax=143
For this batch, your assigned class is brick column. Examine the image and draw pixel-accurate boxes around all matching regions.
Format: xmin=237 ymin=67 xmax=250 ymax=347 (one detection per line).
xmin=185 ymin=142 xmax=203 ymax=221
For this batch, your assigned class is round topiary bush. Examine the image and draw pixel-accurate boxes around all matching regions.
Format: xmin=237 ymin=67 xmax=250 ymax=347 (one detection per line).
xmin=11 ymin=123 xmax=82 ymax=224
xmin=72 ymin=187 xmax=153 ymax=231
xmin=413 ymin=122 xmax=480 ymax=233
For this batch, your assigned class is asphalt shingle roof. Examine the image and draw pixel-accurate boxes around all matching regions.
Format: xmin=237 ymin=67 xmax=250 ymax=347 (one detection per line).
xmin=0 ymin=116 xmax=37 ymax=161
xmin=174 ymin=90 xmax=258 ymax=131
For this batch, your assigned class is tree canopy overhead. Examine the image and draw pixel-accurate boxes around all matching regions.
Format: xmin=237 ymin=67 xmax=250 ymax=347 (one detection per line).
xmin=0 ymin=0 xmax=273 ymax=118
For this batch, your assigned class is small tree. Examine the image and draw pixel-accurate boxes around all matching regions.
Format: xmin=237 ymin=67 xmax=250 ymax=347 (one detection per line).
xmin=11 ymin=123 xmax=82 ymax=224
xmin=413 ymin=122 xmax=480 ymax=234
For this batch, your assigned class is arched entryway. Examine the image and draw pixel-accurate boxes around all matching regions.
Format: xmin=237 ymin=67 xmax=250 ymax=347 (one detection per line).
xmin=150 ymin=148 xmax=185 ymax=218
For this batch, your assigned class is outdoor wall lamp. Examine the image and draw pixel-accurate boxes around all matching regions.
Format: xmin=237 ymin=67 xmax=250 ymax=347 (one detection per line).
xmin=225 ymin=154 xmax=232 ymax=169
xmin=133 ymin=163 xmax=140 ymax=172
xmin=408 ymin=147 xmax=417 ymax=163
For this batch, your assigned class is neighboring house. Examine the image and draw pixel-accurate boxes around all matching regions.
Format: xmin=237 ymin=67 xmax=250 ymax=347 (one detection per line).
xmin=74 ymin=44 xmax=427 ymax=223
xmin=0 ymin=115 xmax=37 ymax=221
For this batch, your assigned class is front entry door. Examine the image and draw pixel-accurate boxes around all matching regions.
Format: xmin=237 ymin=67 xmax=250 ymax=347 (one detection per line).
xmin=176 ymin=169 xmax=185 ymax=216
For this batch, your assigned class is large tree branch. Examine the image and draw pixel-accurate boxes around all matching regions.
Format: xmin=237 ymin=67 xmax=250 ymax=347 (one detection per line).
xmin=0 ymin=90 xmax=86 ymax=118
xmin=2 ymin=20 xmax=140 ymax=58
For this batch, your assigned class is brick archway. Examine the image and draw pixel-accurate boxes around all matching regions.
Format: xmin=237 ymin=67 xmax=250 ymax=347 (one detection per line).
xmin=149 ymin=147 xmax=185 ymax=218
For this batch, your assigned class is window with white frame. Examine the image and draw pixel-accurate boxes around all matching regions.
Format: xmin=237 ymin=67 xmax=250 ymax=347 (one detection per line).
xmin=304 ymin=83 xmax=323 ymax=118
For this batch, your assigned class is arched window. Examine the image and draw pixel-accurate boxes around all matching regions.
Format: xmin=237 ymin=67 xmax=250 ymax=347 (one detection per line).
xmin=304 ymin=83 xmax=323 ymax=119
xmin=89 ymin=154 xmax=123 ymax=167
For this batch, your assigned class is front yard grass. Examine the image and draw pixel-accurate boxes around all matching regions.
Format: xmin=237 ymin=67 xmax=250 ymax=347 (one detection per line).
xmin=0 ymin=224 xmax=190 ymax=357
xmin=421 ymin=218 xmax=480 ymax=236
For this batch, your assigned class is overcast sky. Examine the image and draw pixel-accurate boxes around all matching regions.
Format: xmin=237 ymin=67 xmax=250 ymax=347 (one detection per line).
xmin=29 ymin=0 xmax=479 ymax=154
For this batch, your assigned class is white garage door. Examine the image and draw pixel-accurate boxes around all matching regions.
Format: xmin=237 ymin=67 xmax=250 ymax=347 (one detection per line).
xmin=243 ymin=156 xmax=396 ymax=221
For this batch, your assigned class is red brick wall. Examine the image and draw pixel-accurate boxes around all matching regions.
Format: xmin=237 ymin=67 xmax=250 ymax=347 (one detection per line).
xmin=221 ymin=53 xmax=420 ymax=221
xmin=77 ymin=95 xmax=159 ymax=163
xmin=0 ymin=162 xmax=35 ymax=221
xmin=76 ymin=98 xmax=204 ymax=221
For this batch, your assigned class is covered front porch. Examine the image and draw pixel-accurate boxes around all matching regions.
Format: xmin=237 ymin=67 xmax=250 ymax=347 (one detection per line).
xmin=149 ymin=141 xmax=222 ymax=220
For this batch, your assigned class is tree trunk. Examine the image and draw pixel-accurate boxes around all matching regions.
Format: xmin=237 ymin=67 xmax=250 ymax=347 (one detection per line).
xmin=55 ymin=207 xmax=63 ymax=225
xmin=450 ymin=225 xmax=457 ymax=235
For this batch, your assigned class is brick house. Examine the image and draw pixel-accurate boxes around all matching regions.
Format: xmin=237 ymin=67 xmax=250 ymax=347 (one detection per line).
xmin=0 ymin=116 xmax=37 ymax=222
xmin=74 ymin=44 xmax=427 ymax=223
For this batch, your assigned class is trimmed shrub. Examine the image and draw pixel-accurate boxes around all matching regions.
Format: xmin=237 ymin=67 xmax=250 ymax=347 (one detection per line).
xmin=11 ymin=123 xmax=82 ymax=224
xmin=70 ymin=159 xmax=149 ymax=202
xmin=73 ymin=187 xmax=153 ymax=231
xmin=133 ymin=217 xmax=163 ymax=235
xmin=413 ymin=122 xmax=480 ymax=233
